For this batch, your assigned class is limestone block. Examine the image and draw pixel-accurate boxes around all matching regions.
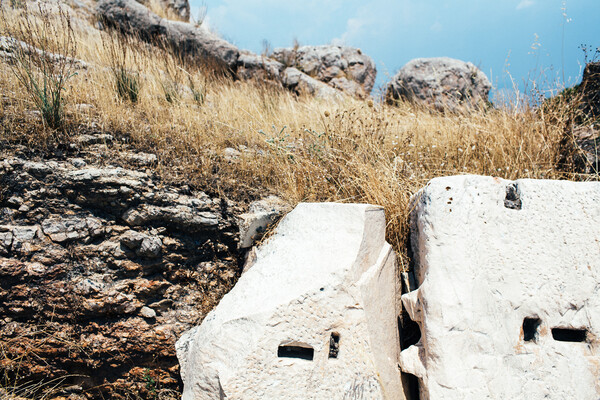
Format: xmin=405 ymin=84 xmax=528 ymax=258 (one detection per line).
xmin=402 ymin=175 xmax=600 ymax=399
xmin=177 ymin=203 xmax=404 ymax=399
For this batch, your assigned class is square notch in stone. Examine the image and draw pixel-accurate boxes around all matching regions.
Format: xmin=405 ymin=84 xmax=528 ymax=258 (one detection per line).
xmin=551 ymin=328 xmax=587 ymax=343
xmin=328 ymin=332 xmax=340 ymax=358
xmin=277 ymin=342 xmax=314 ymax=360
xmin=504 ymin=183 xmax=522 ymax=210
xmin=522 ymin=317 xmax=542 ymax=342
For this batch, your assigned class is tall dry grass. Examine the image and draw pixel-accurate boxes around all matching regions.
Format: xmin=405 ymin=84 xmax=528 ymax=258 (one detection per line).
xmin=0 ymin=1 xmax=589 ymax=270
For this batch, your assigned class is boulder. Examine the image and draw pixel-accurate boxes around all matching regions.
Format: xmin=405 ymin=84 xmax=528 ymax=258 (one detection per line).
xmin=177 ymin=203 xmax=403 ymax=399
xmin=96 ymin=0 xmax=239 ymax=70
xmin=282 ymin=67 xmax=342 ymax=101
xmin=386 ymin=57 xmax=491 ymax=111
xmin=272 ymin=45 xmax=376 ymax=98
xmin=236 ymin=51 xmax=285 ymax=82
xmin=402 ymin=175 xmax=600 ymax=399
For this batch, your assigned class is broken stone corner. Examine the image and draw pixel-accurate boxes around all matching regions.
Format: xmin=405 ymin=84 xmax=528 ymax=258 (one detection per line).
xmin=176 ymin=202 xmax=403 ymax=399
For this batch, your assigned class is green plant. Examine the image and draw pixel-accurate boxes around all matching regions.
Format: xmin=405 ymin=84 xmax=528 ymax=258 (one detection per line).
xmin=116 ymin=66 xmax=140 ymax=103
xmin=187 ymin=73 xmax=205 ymax=105
xmin=143 ymin=368 xmax=158 ymax=399
xmin=104 ymin=32 xmax=141 ymax=103
xmin=0 ymin=3 xmax=78 ymax=129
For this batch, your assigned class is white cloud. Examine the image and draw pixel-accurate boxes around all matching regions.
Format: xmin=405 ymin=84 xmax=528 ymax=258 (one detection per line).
xmin=430 ymin=21 xmax=443 ymax=32
xmin=335 ymin=17 xmax=369 ymax=44
xmin=516 ymin=0 xmax=534 ymax=10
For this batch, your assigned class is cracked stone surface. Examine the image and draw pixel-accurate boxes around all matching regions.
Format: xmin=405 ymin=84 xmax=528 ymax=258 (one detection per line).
xmin=0 ymin=144 xmax=242 ymax=399
xmin=402 ymin=175 xmax=600 ymax=400
xmin=177 ymin=203 xmax=403 ymax=400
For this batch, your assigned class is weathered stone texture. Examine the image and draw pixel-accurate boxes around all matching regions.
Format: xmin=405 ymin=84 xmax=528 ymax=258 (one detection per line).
xmin=387 ymin=57 xmax=491 ymax=111
xmin=273 ymin=45 xmax=377 ymax=98
xmin=97 ymin=0 xmax=239 ymax=69
xmin=177 ymin=203 xmax=403 ymax=400
xmin=402 ymin=175 xmax=600 ymax=399
xmin=0 ymin=139 xmax=241 ymax=399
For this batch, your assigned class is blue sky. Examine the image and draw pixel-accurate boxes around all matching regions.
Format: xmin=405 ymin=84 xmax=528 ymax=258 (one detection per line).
xmin=191 ymin=0 xmax=599 ymax=100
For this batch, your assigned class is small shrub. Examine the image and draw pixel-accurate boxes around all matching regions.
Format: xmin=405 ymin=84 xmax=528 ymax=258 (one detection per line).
xmin=103 ymin=32 xmax=141 ymax=103
xmin=115 ymin=66 xmax=140 ymax=103
xmin=0 ymin=3 xmax=78 ymax=129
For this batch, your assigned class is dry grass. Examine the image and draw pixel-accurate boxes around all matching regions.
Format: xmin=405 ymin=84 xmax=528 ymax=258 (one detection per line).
xmin=0 ymin=1 xmax=590 ymax=269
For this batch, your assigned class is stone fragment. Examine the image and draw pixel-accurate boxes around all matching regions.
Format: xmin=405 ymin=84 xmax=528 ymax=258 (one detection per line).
xmin=402 ymin=175 xmax=600 ymax=399
xmin=71 ymin=158 xmax=87 ymax=168
xmin=140 ymin=306 xmax=157 ymax=319
xmin=122 ymin=204 xmax=218 ymax=231
xmin=120 ymin=230 xmax=147 ymax=249
xmin=7 ymin=196 xmax=23 ymax=207
xmin=41 ymin=217 xmax=104 ymax=243
xmin=177 ymin=203 xmax=402 ymax=399
xmin=237 ymin=195 xmax=290 ymax=249
xmin=137 ymin=236 xmax=163 ymax=258
xmin=11 ymin=226 xmax=39 ymax=242
xmin=0 ymin=230 xmax=13 ymax=248
xmin=121 ymin=151 xmax=157 ymax=166
xmin=282 ymin=67 xmax=342 ymax=101
xmin=386 ymin=57 xmax=491 ymax=111
xmin=23 ymin=161 xmax=55 ymax=177
xmin=75 ymin=134 xmax=114 ymax=145
xmin=155 ymin=0 xmax=190 ymax=21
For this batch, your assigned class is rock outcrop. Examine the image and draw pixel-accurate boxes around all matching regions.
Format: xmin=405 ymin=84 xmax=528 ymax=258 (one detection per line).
xmin=154 ymin=0 xmax=190 ymax=22
xmin=402 ymin=175 xmax=600 ymax=399
xmin=0 ymin=36 xmax=88 ymax=69
xmin=558 ymin=62 xmax=600 ymax=175
xmin=272 ymin=45 xmax=377 ymax=98
xmin=96 ymin=0 xmax=371 ymax=100
xmin=0 ymin=138 xmax=241 ymax=399
xmin=177 ymin=203 xmax=403 ymax=399
xmin=386 ymin=57 xmax=491 ymax=111
xmin=281 ymin=67 xmax=342 ymax=101
xmin=97 ymin=0 xmax=239 ymax=70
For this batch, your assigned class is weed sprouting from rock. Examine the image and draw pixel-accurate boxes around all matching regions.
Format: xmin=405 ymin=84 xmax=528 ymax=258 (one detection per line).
xmin=0 ymin=3 xmax=78 ymax=129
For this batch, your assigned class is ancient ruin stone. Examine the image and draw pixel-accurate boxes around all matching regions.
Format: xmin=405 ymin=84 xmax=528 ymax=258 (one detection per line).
xmin=402 ymin=175 xmax=600 ymax=399
xmin=177 ymin=203 xmax=402 ymax=399
xmin=386 ymin=57 xmax=491 ymax=111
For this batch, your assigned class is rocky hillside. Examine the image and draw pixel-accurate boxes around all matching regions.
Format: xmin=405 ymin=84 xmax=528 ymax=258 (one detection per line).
xmin=0 ymin=0 xmax=597 ymax=399
xmin=0 ymin=135 xmax=242 ymax=399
